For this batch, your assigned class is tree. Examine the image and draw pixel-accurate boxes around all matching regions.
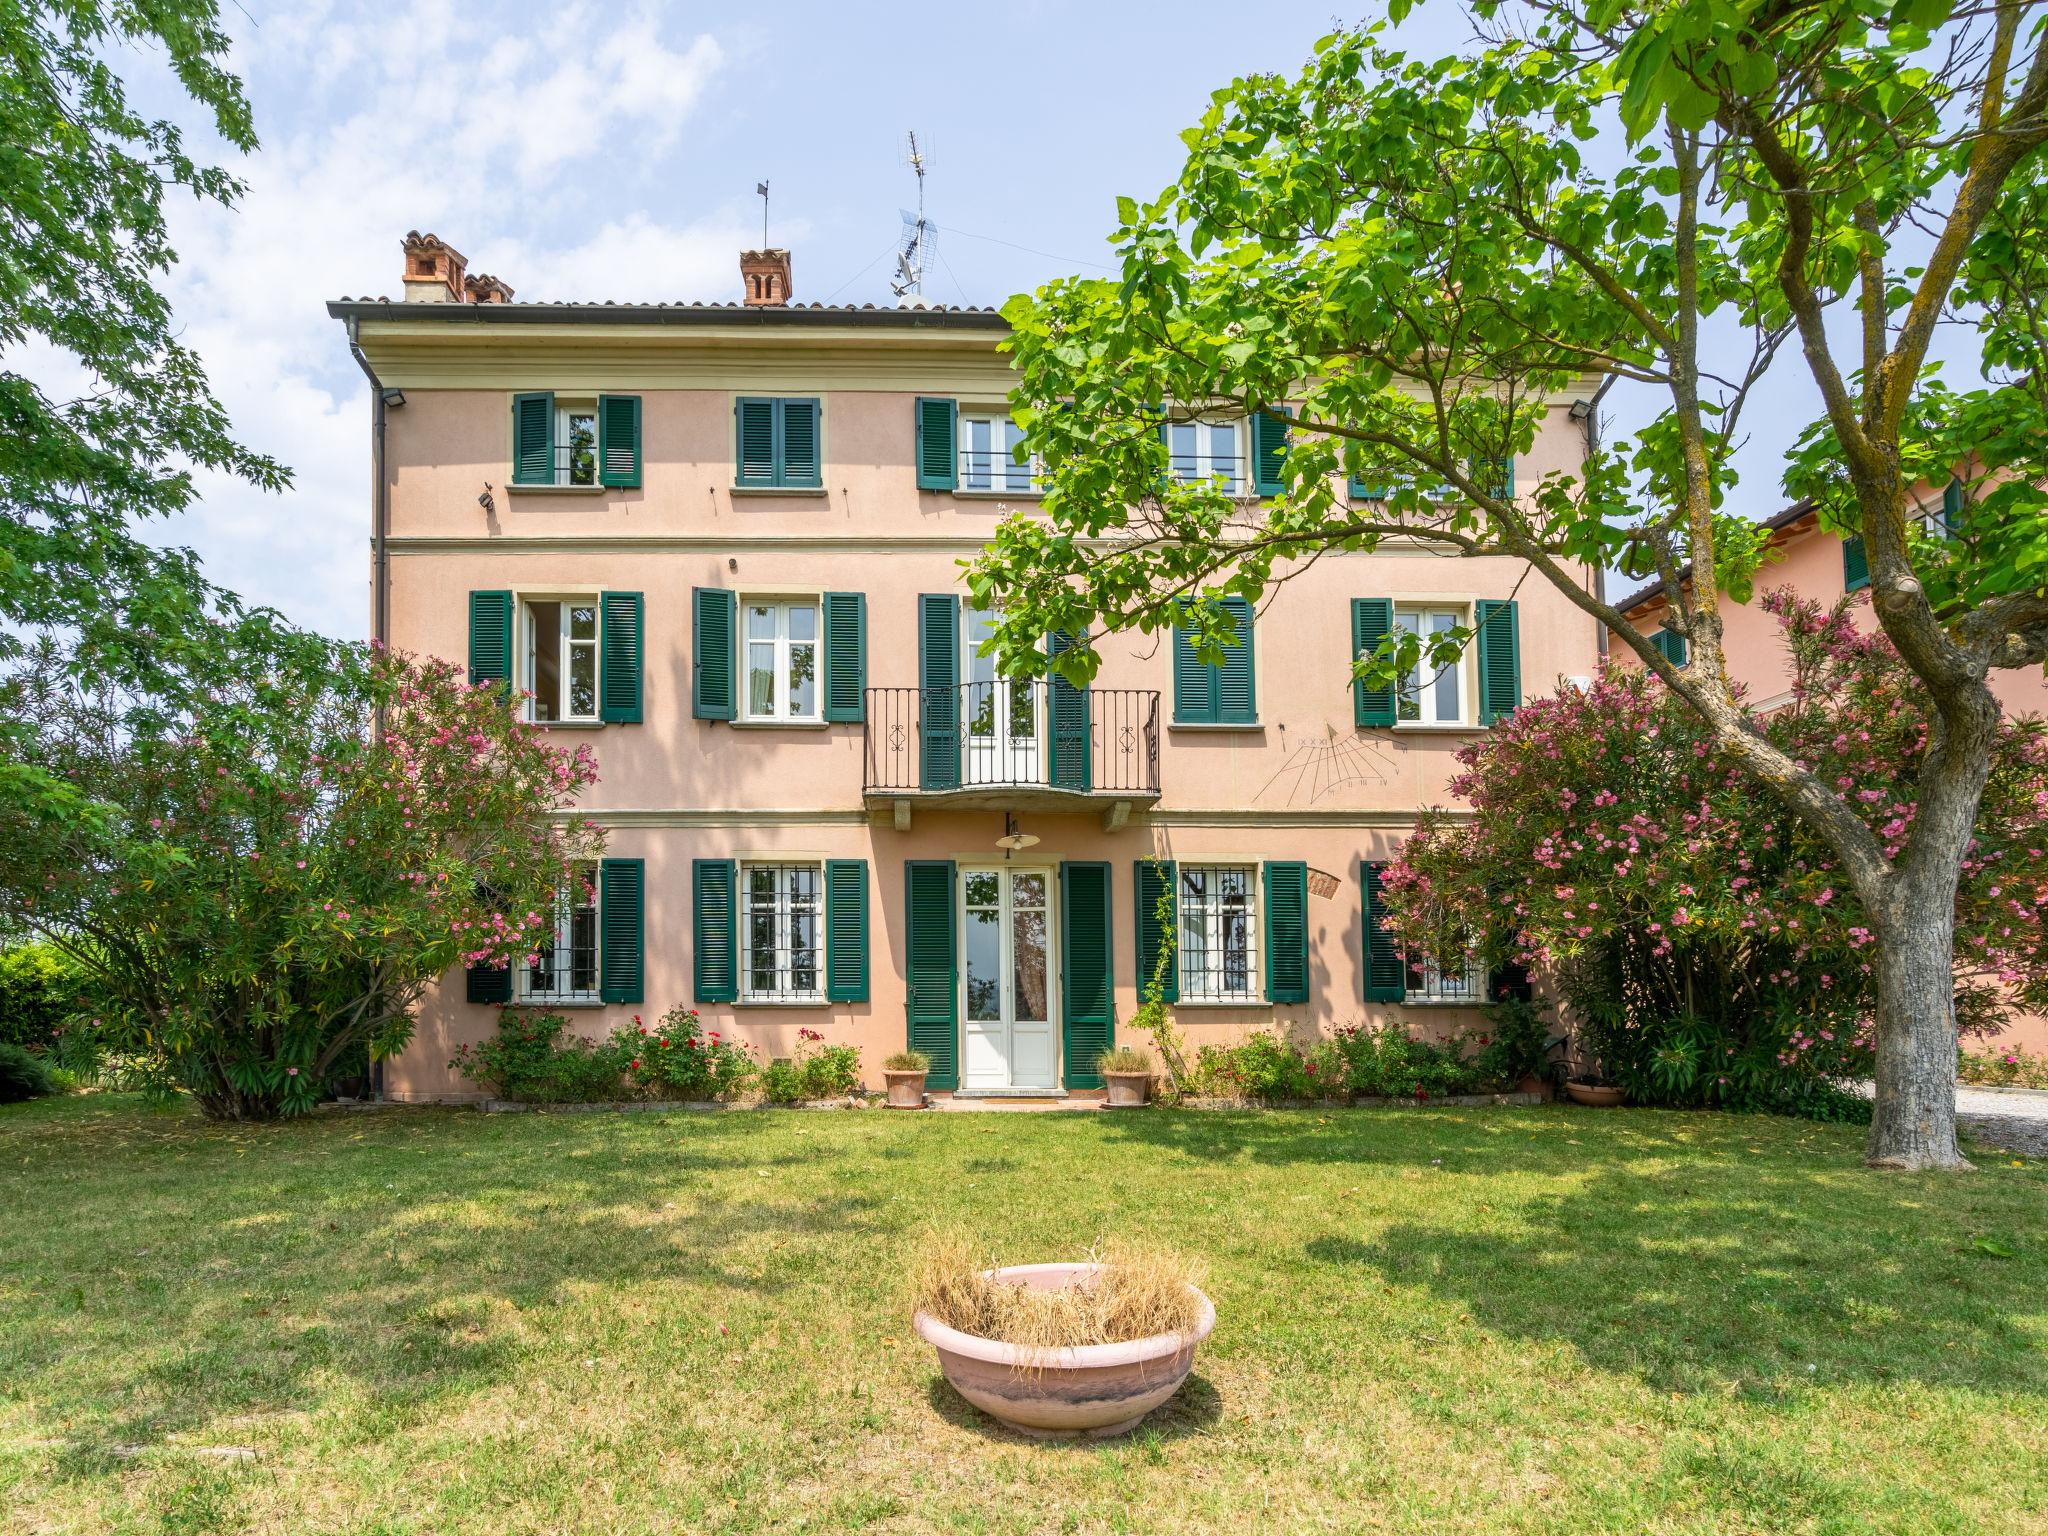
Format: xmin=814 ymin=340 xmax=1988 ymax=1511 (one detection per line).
xmin=969 ymin=4 xmax=2048 ymax=1168
xmin=0 ymin=0 xmax=286 ymax=673
xmin=1379 ymin=590 xmax=2048 ymax=1114
xmin=0 ymin=620 xmax=602 ymax=1119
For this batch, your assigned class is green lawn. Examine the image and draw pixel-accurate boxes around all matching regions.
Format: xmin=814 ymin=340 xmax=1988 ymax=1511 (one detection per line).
xmin=1 ymin=1096 xmax=2044 ymax=1535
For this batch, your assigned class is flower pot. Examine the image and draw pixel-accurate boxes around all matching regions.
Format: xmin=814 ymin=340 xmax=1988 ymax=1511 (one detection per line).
xmin=914 ymin=1263 xmax=1216 ymax=1439
xmin=1103 ymin=1071 xmax=1152 ymax=1108
xmin=884 ymin=1070 xmax=928 ymax=1109
xmin=1565 ymin=1080 xmax=1624 ymax=1107
xmin=1518 ymin=1073 xmax=1551 ymax=1100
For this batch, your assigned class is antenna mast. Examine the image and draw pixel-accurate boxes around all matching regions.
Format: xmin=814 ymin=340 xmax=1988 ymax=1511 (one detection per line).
xmin=892 ymin=131 xmax=937 ymax=304
xmin=756 ymin=180 xmax=770 ymax=247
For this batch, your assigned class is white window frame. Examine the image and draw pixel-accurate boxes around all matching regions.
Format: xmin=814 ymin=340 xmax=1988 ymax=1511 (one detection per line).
xmin=556 ymin=398 xmax=598 ymax=487
xmin=522 ymin=595 xmax=601 ymax=724
xmin=520 ymin=862 xmax=600 ymax=1005
xmin=1395 ymin=603 xmax=1471 ymax=727
xmin=1408 ymin=951 xmax=1486 ymax=1006
xmin=1178 ymin=863 xmax=1260 ymax=1004
xmin=740 ymin=860 xmax=825 ymax=1004
xmin=740 ymin=598 xmax=822 ymax=724
xmin=1166 ymin=418 xmax=1244 ymax=495
xmin=960 ymin=412 xmax=1042 ymax=493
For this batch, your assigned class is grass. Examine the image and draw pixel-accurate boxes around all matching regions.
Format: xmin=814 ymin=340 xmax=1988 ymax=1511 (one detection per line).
xmin=0 ymin=1096 xmax=2043 ymax=1536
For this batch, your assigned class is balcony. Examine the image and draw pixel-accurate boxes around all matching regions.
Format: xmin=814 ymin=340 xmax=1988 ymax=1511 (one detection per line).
xmin=863 ymin=683 xmax=1161 ymax=829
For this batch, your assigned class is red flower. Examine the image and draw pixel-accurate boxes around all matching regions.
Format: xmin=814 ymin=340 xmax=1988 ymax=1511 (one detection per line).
xmin=630 ymin=1059 xmax=641 ymax=1069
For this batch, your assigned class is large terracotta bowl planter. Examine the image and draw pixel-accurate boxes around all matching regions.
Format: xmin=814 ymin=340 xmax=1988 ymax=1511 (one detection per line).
xmin=1103 ymin=1071 xmax=1152 ymax=1108
xmin=1565 ymin=1080 xmax=1625 ymax=1107
xmin=884 ymin=1070 xmax=928 ymax=1109
xmin=914 ymin=1262 xmax=1216 ymax=1439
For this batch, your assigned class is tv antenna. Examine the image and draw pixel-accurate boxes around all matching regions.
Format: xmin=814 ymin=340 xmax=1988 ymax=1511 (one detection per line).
xmin=755 ymin=180 xmax=770 ymax=247
xmin=892 ymin=131 xmax=937 ymax=303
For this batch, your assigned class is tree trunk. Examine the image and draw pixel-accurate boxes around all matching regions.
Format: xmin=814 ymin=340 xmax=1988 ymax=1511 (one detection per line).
xmin=1864 ymin=900 xmax=1969 ymax=1170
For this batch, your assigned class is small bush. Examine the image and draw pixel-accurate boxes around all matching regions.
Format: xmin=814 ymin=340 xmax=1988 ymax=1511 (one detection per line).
xmin=1960 ymin=1044 xmax=2048 ymax=1090
xmin=0 ymin=942 xmax=90 ymax=1051
xmin=0 ymin=1043 xmax=56 ymax=1103
xmin=882 ymin=1049 xmax=930 ymax=1073
xmin=449 ymin=1009 xmax=629 ymax=1103
xmin=761 ymin=1028 xmax=861 ymax=1103
xmin=613 ymin=1007 xmax=754 ymax=1100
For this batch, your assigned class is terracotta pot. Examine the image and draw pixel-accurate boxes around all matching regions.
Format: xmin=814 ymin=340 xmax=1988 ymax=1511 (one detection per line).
xmin=915 ymin=1263 xmax=1216 ymax=1439
xmin=1104 ymin=1071 xmax=1152 ymax=1108
xmin=1565 ymin=1080 xmax=1625 ymax=1107
xmin=1517 ymin=1074 xmax=1551 ymax=1100
xmin=884 ymin=1070 xmax=928 ymax=1109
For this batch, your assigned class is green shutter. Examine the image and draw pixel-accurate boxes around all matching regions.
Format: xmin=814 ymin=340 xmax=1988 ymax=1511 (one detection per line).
xmin=693 ymin=587 xmax=736 ymax=720
xmin=599 ymin=591 xmax=643 ymax=724
xmin=1252 ymin=406 xmax=1291 ymax=496
xmin=1171 ymin=612 xmax=1215 ymax=724
xmin=1217 ymin=595 xmax=1257 ymax=723
xmin=735 ymin=397 xmax=777 ymax=487
xmin=597 ymin=394 xmax=642 ymax=488
xmin=1061 ymin=862 xmax=1114 ymax=1089
xmin=1843 ymin=533 xmax=1870 ymax=591
xmin=1940 ymin=475 xmax=1962 ymax=537
xmin=598 ymin=858 xmax=645 ymax=1004
xmin=825 ymin=859 xmax=870 ymax=1003
xmin=512 ymin=391 xmax=554 ymax=485
xmin=1362 ymin=860 xmax=1407 ymax=1002
xmin=915 ymin=397 xmax=958 ymax=491
xmin=1650 ymin=627 xmax=1689 ymax=668
xmin=1047 ymin=629 xmax=1091 ymax=790
xmin=822 ymin=591 xmax=866 ymax=723
xmin=468 ymin=590 xmax=513 ymax=693
xmin=1475 ymin=598 xmax=1521 ymax=725
xmin=466 ymin=961 xmax=511 ymax=1004
xmin=1349 ymin=473 xmax=1386 ymax=501
xmin=904 ymin=861 xmax=958 ymax=1091
xmin=1489 ymin=957 xmax=1533 ymax=1003
xmin=1263 ymin=860 xmax=1309 ymax=1004
xmin=780 ymin=398 xmax=822 ymax=487
xmin=1133 ymin=859 xmax=1178 ymax=1005
xmin=1352 ymin=597 xmax=1396 ymax=727
xmin=918 ymin=594 xmax=960 ymax=789
xmin=1470 ymin=455 xmax=1513 ymax=500
xmin=693 ymin=859 xmax=737 ymax=1004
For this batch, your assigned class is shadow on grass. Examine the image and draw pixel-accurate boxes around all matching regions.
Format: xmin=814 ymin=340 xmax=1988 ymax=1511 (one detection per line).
xmin=921 ymin=1371 xmax=1223 ymax=1444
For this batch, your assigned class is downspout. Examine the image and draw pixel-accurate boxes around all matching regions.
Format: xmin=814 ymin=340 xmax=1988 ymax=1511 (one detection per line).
xmin=345 ymin=315 xmax=391 ymax=1103
xmin=1582 ymin=373 xmax=1618 ymax=662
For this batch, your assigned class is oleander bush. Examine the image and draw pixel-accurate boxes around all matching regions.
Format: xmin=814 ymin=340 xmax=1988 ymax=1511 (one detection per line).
xmin=1959 ymin=1044 xmax=2048 ymax=1091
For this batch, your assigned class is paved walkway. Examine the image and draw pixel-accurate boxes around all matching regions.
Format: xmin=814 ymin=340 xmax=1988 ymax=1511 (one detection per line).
xmin=1952 ymin=1082 xmax=2048 ymax=1158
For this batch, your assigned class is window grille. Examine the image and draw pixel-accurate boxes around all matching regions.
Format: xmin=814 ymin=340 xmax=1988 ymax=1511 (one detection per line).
xmin=1179 ymin=864 xmax=1258 ymax=1002
xmin=742 ymin=863 xmax=823 ymax=1001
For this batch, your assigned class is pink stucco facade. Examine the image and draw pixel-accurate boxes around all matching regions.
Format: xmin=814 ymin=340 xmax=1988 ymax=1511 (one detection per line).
xmin=342 ymin=298 xmax=1605 ymax=1100
xmin=1619 ymin=506 xmax=2048 ymax=1053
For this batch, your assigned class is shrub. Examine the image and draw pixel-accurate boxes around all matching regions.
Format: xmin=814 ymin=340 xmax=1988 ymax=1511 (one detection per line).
xmin=1959 ymin=1044 xmax=2048 ymax=1091
xmin=450 ymin=1009 xmax=628 ymax=1103
xmin=613 ymin=1007 xmax=754 ymax=1101
xmin=1467 ymin=996 xmax=1558 ymax=1089
xmin=0 ymin=942 xmax=90 ymax=1051
xmin=882 ymin=1049 xmax=930 ymax=1073
xmin=0 ymin=1043 xmax=56 ymax=1103
xmin=761 ymin=1028 xmax=861 ymax=1103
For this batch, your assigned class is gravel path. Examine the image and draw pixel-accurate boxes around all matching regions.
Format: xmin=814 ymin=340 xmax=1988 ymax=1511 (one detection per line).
xmin=1847 ymin=1080 xmax=2048 ymax=1157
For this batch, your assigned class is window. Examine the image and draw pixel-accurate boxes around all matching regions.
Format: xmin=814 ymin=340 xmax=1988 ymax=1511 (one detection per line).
xmin=743 ymin=600 xmax=820 ymax=722
xmin=1407 ymin=951 xmax=1485 ymax=1005
xmin=1167 ymin=419 xmax=1242 ymax=493
xmin=1396 ymin=607 xmax=1466 ymax=725
xmin=1172 ymin=595 xmax=1257 ymax=725
xmin=1179 ymin=864 xmax=1258 ymax=1002
xmin=735 ymin=397 xmax=822 ymax=489
xmin=524 ymin=598 xmax=600 ymax=722
xmin=523 ymin=864 xmax=599 ymax=1003
xmin=742 ymin=862 xmax=823 ymax=1002
xmin=961 ymin=413 xmax=1040 ymax=492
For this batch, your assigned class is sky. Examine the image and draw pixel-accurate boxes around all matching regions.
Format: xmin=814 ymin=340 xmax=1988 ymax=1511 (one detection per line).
xmin=126 ymin=0 xmax=1919 ymax=641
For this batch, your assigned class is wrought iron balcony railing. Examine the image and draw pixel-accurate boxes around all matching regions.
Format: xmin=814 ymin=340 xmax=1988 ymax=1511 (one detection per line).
xmin=863 ymin=683 xmax=1161 ymax=799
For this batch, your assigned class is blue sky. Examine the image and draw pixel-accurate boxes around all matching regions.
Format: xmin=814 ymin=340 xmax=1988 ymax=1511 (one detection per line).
xmin=138 ymin=1 xmax=1876 ymax=640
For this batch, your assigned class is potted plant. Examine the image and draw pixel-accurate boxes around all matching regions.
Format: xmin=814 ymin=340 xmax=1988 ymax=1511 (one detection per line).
xmin=1565 ymin=1074 xmax=1625 ymax=1107
xmin=882 ymin=1049 xmax=930 ymax=1108
xmin=1098 ymin=1046 xmax=1154 ymax=1107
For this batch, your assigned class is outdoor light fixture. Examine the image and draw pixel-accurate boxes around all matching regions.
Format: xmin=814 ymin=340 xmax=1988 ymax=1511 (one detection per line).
xmin=381 ymin=387 xmax=407 ymax=408
xmin=994 ymin=812 xmax=1039 ymax=856
xmin=1568 ymin=398 xmax=1592 ymax=421
xmin=477 ymin=483 xmax=495 ymax=517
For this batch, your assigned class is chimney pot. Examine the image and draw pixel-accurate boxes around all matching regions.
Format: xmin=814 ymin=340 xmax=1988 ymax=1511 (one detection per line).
xmin=401 ymin=231 xmax=468 ymax=303
xmin=740 ymin=247 xmax=792 ymax=308
xmin=464 ymin=272 xmax=515 ymax=304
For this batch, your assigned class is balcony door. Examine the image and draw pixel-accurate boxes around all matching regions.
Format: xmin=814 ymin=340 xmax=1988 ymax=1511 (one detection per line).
xmin=960 ymin=867 xmax=1058 ymax=1091
xmin=963 ymin=604 xmax=1041 ymax=785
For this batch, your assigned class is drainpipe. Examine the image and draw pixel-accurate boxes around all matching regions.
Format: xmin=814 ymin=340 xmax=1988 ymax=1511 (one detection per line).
xmin=345 ymin=315 xmax=392 ymax=1103
xmin=1579 ymin=374 xmax=1618 ymax=662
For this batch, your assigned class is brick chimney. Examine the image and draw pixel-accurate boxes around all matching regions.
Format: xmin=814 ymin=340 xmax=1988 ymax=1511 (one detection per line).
xmin=740 ymin=248 xmax=792 ymax=307
xmin=401 ymin=231 xmax=467 ymax=302
xmin=464 ymin=272 xmax=515 ymax=304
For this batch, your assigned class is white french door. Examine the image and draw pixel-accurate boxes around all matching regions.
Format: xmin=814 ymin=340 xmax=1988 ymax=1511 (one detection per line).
xmin=963 ymin=605 xmax=1041 ymax=785
xmin=960 ymin=867 xmax=1058 ymax=1091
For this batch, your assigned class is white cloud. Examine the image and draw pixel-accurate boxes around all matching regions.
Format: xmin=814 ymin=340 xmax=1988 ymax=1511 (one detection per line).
xmin=145 ymin=2 xmax=734 ymax=640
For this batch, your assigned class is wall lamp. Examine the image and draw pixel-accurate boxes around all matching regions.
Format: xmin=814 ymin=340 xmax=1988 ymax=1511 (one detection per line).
xmin=381 ymin=387 xmax=407 ymax=408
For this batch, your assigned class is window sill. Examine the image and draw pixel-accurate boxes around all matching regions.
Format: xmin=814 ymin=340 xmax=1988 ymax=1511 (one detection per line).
xmin=730 ymin=718 xmax=831 ymax=731
xmin=731 ymin=484 xmax=828 ymax=497
xmin=1169 ymin=721 xmax=1264 ymax=733
xmin=1399 ymin=997 xmax=1486 ymax=1008
xmin=507 ymin=483 xmax=609 ymax=495
xmin=1389 ymin=723 xmax=1484 ymax=735
xmin=735 ymin=996 xmax=830 ymax=1009
xmin=519 ymin=997 xmax=607 ymax=1009
xmin=951 ymin=487 xmax=1046 ymax=500
xmin=526 ymin=719 xmax=606 ymax=730
xmin=1173 ymin=997 xmax=1273 ymax=1010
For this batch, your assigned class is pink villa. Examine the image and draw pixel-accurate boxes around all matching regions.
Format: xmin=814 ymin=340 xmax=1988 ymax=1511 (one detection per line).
xmin=1614 ymin=496 xmax=2048 ymax=1053
xmin=331 ymin=233 xmax=1609 ymax=1102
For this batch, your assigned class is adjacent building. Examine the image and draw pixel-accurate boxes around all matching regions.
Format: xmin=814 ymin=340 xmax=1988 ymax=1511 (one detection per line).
xmin=332 ymin=233 xmax=1606 ymax=1101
